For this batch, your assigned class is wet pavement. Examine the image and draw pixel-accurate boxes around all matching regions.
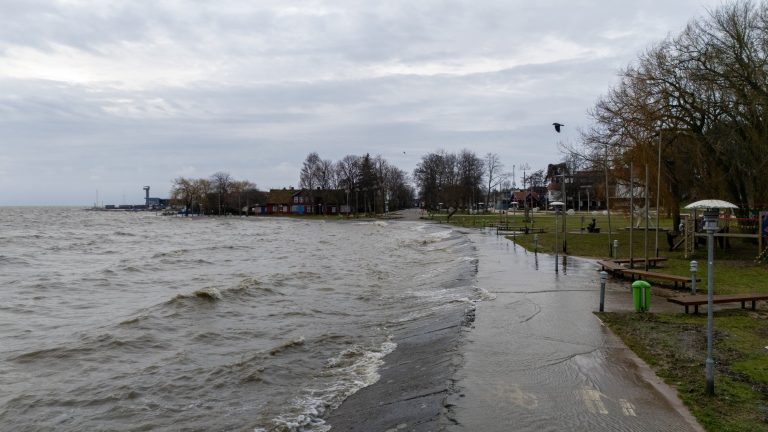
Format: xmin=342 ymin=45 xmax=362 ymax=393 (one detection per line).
xmin=443 ymin=231 xmax=703 ymax=432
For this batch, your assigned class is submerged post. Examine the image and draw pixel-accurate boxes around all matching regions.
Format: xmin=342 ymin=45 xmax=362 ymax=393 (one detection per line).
xmin=599 ymin=271 xmax=607 ymax=312
xmin=534 ymin=234 xmax=539 ymax=254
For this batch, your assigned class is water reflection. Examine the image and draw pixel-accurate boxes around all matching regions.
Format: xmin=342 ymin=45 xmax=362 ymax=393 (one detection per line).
xmin=562 ymin=255 xmax=568 ymax=275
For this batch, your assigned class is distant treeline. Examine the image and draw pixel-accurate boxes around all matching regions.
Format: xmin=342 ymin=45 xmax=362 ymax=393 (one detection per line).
xmin=171 ymin=172 xmax=262 ymax=215
xmin=169 ymin=152 xmax=415 ymax=215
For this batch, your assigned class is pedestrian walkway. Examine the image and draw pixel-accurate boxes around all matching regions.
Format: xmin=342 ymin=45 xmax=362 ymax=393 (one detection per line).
xmin=443 ymin=232 xmax=702 ymax=432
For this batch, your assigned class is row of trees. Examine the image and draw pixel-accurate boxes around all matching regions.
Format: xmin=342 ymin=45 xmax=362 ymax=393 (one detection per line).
xmin=170 ymin=172 xmax=261 ymax=215
xmin=169 ymin=154 xmax=414 ymax=216
xmin=299 ymin=152 xmax=414 ymax=213
xmin=581 ymin=1 xmax=768 ymax=224
xmin=412 ymin=150 xmax=542 ymax=218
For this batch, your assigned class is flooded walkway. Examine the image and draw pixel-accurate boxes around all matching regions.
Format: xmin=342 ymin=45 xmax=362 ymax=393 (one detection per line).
xmin=444 ymin=231 xmax=702 ymax=432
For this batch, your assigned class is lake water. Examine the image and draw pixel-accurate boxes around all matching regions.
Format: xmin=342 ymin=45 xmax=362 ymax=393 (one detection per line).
xmin=0 ymin=207 xmax=477 ymax=431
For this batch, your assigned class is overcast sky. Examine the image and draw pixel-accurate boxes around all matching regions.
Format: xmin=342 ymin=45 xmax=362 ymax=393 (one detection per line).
xmin=1 ymin=0 xmax=726 ymax=205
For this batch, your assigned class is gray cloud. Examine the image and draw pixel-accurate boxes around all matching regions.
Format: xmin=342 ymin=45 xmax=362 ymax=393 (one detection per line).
xmin=0 ymin=0 xmax=725 ymax=205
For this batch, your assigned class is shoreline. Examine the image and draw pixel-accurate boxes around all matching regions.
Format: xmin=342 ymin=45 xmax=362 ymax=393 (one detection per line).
xmin=325 ymin=209 xmax=468 ymax=430
xmin=326 ymin=221 xmax=703 ymax=431
xmin=324 ymin=304 xmax=473 ymax=431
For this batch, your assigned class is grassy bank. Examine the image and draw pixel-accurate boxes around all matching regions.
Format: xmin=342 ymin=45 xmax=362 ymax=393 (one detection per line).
xmin=429 ymin=211 xmax=768 ymax=294
xmin=598 ymin=311 xmax=768 ymax=432
xmin=429 ymin=211 xmax=768 ymax=430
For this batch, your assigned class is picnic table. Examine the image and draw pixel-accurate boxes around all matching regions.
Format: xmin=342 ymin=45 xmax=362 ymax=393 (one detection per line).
xmin=597 ymin=258 xmax=698 ymax=289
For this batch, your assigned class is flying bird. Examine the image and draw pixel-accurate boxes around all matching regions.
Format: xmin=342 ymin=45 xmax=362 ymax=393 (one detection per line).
xmin=552 ymin=122 xmax=564 ymax=133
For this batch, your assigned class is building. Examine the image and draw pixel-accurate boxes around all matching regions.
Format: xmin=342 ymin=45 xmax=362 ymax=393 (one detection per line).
xmin=256 ymin=188 xmax=350 ymax=215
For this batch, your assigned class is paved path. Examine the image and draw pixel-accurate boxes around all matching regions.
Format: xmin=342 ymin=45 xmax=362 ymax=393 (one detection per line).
xmin=443 ymin=231 xmax=702 ymax=432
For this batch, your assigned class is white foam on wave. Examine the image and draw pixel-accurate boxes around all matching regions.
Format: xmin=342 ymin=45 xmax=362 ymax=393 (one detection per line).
xmin=267 ymin=338 xmax=397 ymax=432
xmin=190 ymin=287 xmax=222 ymax=300
xmin=353 ymin=220 xmax=389 ymax=227
xmin=426 ymin=229 xmax=453 ymax=240
xmin=474 ymin=284 xmax=496 ymax=301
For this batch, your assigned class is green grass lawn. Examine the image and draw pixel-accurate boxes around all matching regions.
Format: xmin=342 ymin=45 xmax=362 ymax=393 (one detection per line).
xmin=429 ymin=210 xmax=768 ymax=430
xmin=430 ymin=211 xmax=768 ymax=294
xmin=598 ymin=311 xmax=768 ymax=432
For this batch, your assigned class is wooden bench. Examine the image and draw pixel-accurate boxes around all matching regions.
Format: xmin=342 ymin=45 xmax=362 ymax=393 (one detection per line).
xmin=497 ymin=226 xmax=545 ymax=234
xmin=597 ymin=260 xmax=626 ymax=273
xmin=613 ymin=257 xmax=668 ymax=268
xmin=597 ymin=258 xmax=698 ymax=289
xmin=621 ymin=269 xmax=697 ymax=289
xmin=667 ymin=293 xmax=768 ymax=314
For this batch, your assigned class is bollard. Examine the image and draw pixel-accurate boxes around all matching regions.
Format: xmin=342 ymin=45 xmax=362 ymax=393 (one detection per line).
xmin=690 ymin=260 xmax=698 ymax=295
xmin=534 ymin=234 xmax=539 ymax=254
xmin=612 ymin=239 xmax=619 ymax=259
xmin=599 ymin=271 xmax=607 ymax=312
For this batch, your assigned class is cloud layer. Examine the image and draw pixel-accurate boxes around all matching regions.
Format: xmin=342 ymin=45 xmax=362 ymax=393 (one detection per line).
xmin=0 ymin=0 xmax=723 ymax=204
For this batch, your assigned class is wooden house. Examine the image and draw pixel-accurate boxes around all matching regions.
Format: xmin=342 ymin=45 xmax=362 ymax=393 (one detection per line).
xmin=256 ymin=188 xmax=350 ymax=215
xmin=512 ymin=190 xmax=541 ymax=209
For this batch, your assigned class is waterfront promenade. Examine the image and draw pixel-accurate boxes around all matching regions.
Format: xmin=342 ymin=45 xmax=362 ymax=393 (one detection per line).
xmin=329 ymin=210 xmax=701 ymax=431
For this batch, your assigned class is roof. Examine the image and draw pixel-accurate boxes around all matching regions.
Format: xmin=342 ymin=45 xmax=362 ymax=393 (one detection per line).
xmin=512 ymin=191 xmax=540 ymax=201
xmin=267 ymin=188 xmax=347 ymax=204
xmin=266 ymin=189 xmax=296 ymax=204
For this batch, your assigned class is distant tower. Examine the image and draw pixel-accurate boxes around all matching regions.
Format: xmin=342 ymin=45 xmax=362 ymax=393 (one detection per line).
xmin=143 ymin=186 xmax=150 ymax=207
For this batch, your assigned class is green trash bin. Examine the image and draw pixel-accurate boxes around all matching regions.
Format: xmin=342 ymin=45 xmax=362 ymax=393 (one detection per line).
xmin=631 ymin=280 xmax=651 ymax=312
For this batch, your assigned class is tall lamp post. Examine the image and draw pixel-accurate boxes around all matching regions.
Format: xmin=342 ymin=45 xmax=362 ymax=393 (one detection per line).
xmin=552 ymin=122 xmax=565 ymax=252
xmin=551 ymin=201 xmax=564 ymax=273
xmin=655 ymin=130 xmax=662 ymax=258
xmin=684 ymin=199 xmax=738 ymax=396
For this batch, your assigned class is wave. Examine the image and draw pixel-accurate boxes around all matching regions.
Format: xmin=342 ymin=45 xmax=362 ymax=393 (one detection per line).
xmin=151 ymin=249 xmax=189 ymax=259
xmin=0 ymin=255 xmax=30 ymax=265
xmin=9 ymin=332 xmax=167 ymax=365
xmin=174 ymin=287 xmax=223 ymax=302
xmin=269 ymin=339 xmax=397 ymax=432
xmin=353 ymin=220 xmax=389 ymax=227
xmin=269 ymin=337 xmax=305 ymax=356
xmin=119 ymin=277 xmax=281 ymax=326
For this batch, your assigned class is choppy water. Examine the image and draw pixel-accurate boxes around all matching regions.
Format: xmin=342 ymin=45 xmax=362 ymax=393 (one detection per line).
xmin=0 ymin=207 xmax=476 ymax=431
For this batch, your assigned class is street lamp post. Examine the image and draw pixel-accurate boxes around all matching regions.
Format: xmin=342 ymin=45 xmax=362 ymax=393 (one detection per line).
xmin=551 ymin=201 xmax=564 ymax=273
xmin=703 ymin=208 xmax=718 ymax=396
xmin=684 ymin=199 xmax=738 ymax=396
xmin=656 ymin=130 xmax=662 ymax=258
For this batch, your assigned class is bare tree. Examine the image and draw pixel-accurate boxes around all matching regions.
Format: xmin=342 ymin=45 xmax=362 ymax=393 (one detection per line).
xmin=335 ymin=155 xmax=361 ymax=191
xmin=582 ymin=1 xmax=768 ymax=212
xmin=484 ymin=153 xmax=508 ymax=212
xmin=414 ymin=149 xmax=483 ymax=219
xmin=299 ymin=152 xmax=321 ymax=190
xmin=210 ymin=171 xmax=232 ymax=215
